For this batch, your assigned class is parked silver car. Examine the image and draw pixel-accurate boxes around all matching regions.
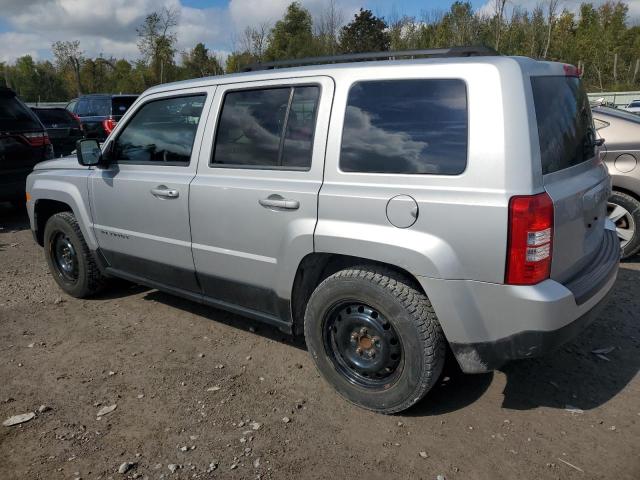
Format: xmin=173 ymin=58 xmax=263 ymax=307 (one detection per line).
xmin=622 ymin=100 xmax=640 ymax=114
xmin=26 ymin=50 xmax=619 ymax=413
xmin=592 ymin=106 xmax=640 ymax=259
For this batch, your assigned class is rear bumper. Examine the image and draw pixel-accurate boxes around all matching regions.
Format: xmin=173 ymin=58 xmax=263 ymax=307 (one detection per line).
xmin=0 ymin=178 xmax=27 ymax=201
xmin=419 ymin=228 xmax=620 ymax=373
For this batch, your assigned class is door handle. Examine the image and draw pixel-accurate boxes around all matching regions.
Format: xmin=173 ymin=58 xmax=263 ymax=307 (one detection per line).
xmin=259 ymin=195 xmax=299 ymax=210
xmin=150 ymin=186 xmax=179 ymax=198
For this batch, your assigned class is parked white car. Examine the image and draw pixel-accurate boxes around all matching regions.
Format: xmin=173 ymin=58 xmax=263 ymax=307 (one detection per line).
xmin=623 ymin=100 xmax=640 ymax=113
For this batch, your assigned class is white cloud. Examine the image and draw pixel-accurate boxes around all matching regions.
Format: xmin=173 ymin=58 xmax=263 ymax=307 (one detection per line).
xmin=0 ymin=32 xmax=45 ymax=62
xmin=0 ymin=0 xmax=359 ymax=64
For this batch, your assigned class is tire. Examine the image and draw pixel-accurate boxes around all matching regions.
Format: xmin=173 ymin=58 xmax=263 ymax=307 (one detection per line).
xmin=304 ymin=266 xmax=446 ymax=414
xmin=608 ymin=191 xmax=640 ymax=259
xmin=43 ymin=211 xmax=105 ymax=298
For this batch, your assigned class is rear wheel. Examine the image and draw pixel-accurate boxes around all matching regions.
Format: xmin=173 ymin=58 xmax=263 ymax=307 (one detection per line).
xmin=607 ymin=191 xmax=640 ymax=259
xmin=304 ymin=266 xmax=446 ymax=414
xmin=44 ymin=212 xmax=105 ymax=298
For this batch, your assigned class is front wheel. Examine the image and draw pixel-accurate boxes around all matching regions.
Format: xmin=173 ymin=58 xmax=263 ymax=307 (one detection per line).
xmin=304 ymin=266 xmax=446 ymax=414
xmin=608 ymin=191 xmax=640 ymax=259
xmin=44 ymin=212 xmax=105 ymax=298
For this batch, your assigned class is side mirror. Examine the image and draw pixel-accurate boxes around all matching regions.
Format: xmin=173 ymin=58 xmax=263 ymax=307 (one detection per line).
xmin=76 ymin=139 xmax=103 ymax=166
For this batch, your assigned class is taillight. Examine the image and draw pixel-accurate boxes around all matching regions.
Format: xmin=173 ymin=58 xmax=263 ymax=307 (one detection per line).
xmin=102 ymin=117 xmax=117 ymax=134
xmin=21 ymin=132 xmax=51 ymax=147
xmin=70 ymin=112 xmax=83 ymax=129
xmin=505 ymin=192 xmax=554 ymax=285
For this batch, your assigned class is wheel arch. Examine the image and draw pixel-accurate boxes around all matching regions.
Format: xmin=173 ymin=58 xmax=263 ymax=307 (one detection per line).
xmin=290 ymin=253 xmax=426 ymax=336
xmin=33 ymin=199 xmax=73 ymax=246
xmin=31 ymin=180 xmax=96 ymax=250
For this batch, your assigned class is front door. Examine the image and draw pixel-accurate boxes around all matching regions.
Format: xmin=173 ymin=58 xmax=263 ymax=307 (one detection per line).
xmin=189 ymin=77 xmax=334 ymax=320
xmin=90 ymin=89 xmax=214 ymax=292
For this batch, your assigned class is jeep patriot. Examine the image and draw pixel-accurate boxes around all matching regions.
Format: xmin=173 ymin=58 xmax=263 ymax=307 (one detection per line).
xmin=26 ymin=49 xmax=619 ymax=413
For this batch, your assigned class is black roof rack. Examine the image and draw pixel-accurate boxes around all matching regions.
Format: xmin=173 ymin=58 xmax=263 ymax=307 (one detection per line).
xmin=243 ymin=46 xmax=498 ymax=72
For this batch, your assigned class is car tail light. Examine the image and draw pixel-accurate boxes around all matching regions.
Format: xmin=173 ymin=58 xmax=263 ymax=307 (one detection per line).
xmin=102 ymin=117 xmax=117 ymax=135
xmin=563 ymin=64 xmax=582 ymax=77
xmin=21 ymin=131 xmax=51 ymax=147
xmin=70 ymin=112 xmax=83 ymax=129
xmin=505 ymin=192 xmax=554 ymax=285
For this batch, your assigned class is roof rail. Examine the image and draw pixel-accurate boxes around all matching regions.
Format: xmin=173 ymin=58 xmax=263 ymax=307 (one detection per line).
xmin=243 ymin=46 xmax=498 ymax=72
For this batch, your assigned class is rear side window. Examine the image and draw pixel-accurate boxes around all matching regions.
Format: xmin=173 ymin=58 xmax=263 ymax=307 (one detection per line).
xmin=113 ymin=95 xmax=205 ymax=165
xmin=212 ymin=85 xmax=320 ymax=170
xmin=531 ymin=76 xmax=595 ymax=175
xmin=112 ymin=96 xmax=137 ymax=115
xmin=340 ymin=79 xmax=468 ymax=175
xmin=0 ymin=94 xmax=42 ymax=131
xmin=32 ymin=109 xmax=75 ymax=127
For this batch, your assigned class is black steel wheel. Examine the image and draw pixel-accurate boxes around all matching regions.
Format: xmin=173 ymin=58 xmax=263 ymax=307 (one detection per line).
xmin=304 ymin=266 xmax=446 ymax=414
xmin=324 ymin=302 xmax=403 ymax=388
xmin=44 ymin=212 xmax=105 ymax=298
xmin=51 ymin=231 xmax=79 ymax=282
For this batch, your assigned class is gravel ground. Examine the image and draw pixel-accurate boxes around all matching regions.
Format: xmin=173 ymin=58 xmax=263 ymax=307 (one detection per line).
xmin=1 ymin=202 xmax=639 ymax=480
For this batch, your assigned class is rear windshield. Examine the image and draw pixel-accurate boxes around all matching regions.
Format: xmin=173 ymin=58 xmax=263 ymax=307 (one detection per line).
xmin=0 ymin=94 xmax=42 ymax=131
xmin=32 ymin=108 xmax=75 ymax=126
xmin=531 ymin=76 xmax=596 ymax=175
xmin=112 ymin=97 xmax=137 ymax=115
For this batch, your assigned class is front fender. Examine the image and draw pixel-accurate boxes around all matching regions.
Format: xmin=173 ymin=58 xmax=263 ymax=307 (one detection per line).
xmin=28 ymin=173 xmax=96 ymax=250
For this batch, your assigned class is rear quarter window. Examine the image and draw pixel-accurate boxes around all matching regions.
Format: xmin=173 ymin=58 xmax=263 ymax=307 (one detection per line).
xmin=0 ymin=95 xmax=42 ymax=131
xmin=531 ymin=76 xmax=596 ymax=175
xmin=339 ymin=79 xmax=468 ymax=175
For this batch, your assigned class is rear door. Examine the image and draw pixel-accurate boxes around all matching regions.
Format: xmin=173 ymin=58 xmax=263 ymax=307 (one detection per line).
xmin=189 ymin=77 xmax=333 ymax=321
xmin=530 ymin=74 xmax=610 ymax=282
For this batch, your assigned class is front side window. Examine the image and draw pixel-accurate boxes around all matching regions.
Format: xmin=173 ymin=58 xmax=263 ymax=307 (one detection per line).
xmin=212 ymin=85 xmax=320 ymax=170
xmin=340 ymin=79 xmax=468 ymax=175
xmin=113 ymin=95 xmax=206 ymax=165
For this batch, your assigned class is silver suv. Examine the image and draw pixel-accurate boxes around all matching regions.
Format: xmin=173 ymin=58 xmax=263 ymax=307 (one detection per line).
xmin=26 ymin=50 xmax=619 ymax=413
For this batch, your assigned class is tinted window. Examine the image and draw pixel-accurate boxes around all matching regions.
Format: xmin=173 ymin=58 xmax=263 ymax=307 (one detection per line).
xmin=531 ymin=76 xmax=595 ymax=175
xmin=340 ymin=79 xmax=468 ymax=175
xmin=112 ymin=96 xmax=137 ymax=115
xmin=66 ymin=100 xmax=77 ymax=113
xmin=213 ymin=86 xmax=319 ymax=169
xmin=113 ymin=95 xmax=205 ymax=165
xmin=628 ymin=101 xmax=640 ymax=108
xmin=0 ymin=93 xmax=42 ymax=131
xmin=76 ymin=98 xmax=110 ymax=117
xmin=32 ymin=108 xmax=75 ymax=127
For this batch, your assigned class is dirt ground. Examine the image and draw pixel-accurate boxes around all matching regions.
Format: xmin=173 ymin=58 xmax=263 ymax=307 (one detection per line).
xmin=0 ymin=202 xmax=638 ymax=480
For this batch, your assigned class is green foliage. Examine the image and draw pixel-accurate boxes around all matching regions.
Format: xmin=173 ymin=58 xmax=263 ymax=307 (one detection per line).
xmin=181 ymin=43 xmax=224 ymax=79
xmin=3 ymin=1 xmax=639 ymax=102
xmin=265 ymin=2 xmax=315 ymax=60
xmin=339 ymin=9 xmax=390 ymax=53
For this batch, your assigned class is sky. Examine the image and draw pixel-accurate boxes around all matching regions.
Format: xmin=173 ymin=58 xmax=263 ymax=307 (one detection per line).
xmin=0 ymin=0 xmax=638 ymax=64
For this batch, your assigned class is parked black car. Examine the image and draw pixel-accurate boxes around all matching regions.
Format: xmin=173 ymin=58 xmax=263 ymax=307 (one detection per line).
xmin=32 ymin=107 xmax=84 ymax=157
xmin=66 ymin=94 xmax=137 ymax=141
xmin=0 ymin=87 xmax=54 ymax=206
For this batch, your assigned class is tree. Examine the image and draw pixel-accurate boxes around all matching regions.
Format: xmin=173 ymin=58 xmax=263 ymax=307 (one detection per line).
xmin=240 ymin=23 xmax=271 ymax=60
xmin=182 ymin=43 xmax=223 ymax=78
xmin=137 ymin=7 xmax=180 ymax=84
xmin=492 ymin=0 xmax=508 ymax=50
xmin=52 ymin=40 xmax=84 ymax=95
xmin=316 ymin=0 xmax=344 ymax=55
xmin=543 ymin=0 xmax=561 ymax=59
xmin=265 ymin=2 xmax=315 ymax=60
xmin=339 ymin=9 xmax=390 ymax=53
